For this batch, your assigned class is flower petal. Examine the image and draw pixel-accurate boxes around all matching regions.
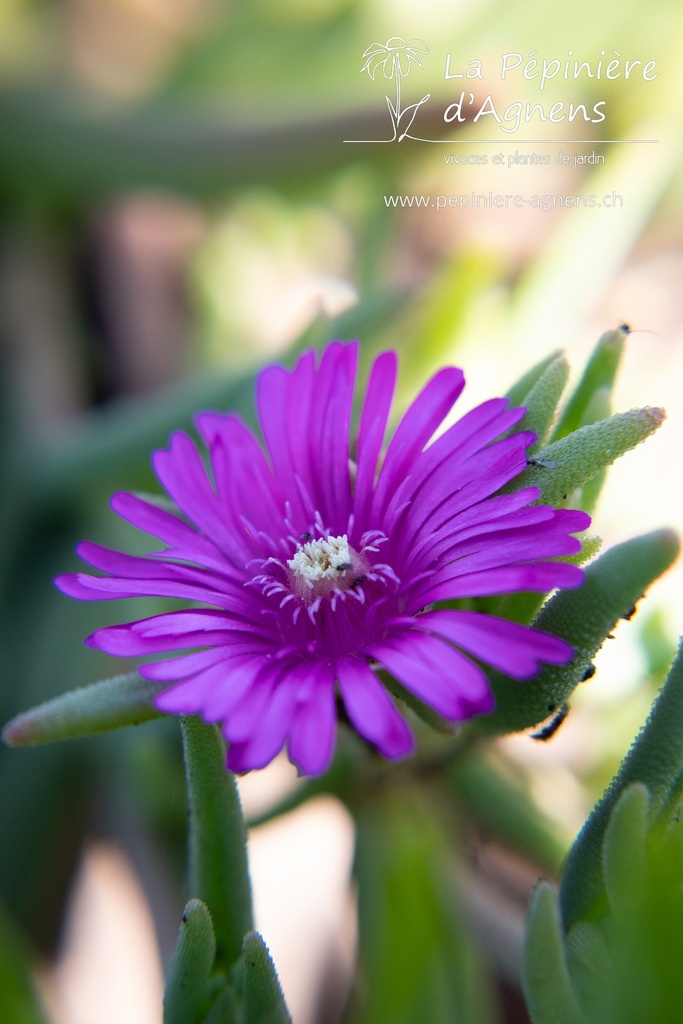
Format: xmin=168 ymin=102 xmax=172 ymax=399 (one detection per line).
xmin=414 ymin=561 xmax=585 ymax=607
xmin=195 ymin=412 xmax=285 ymax=538
xmin=287 ymin=663 xmax=337 ymax=775
xmin=354 ymin=350 xmax=397 ymax=524
xmin=418 ymin=609 xmax=573 ymax=679
xmin=226 ymin=669 xmax=299 ymax=772
xmin=372 ymin=367 xmax=465 ymax=521
xmin=87 ymin=610 xmax=270 ymax=656
xmin=337 ymin=658 xmax=414 ymax=758
xmin=154 ymin=656 xmax=261 ymax=721
xmin=369 ymin=631 xmax=494 ymax=720
xmin=111 ymin=492 xmax=230 ymax=572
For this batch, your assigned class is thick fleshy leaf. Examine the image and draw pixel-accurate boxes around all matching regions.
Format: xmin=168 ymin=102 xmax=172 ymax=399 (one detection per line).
xmin=505 ymin=350 xmax=564 ymax=407
xmin=354 ymin=793 xmax=498 ymax=1024
xmin=2 ymin=672 xmax=166 ymax=747
xmin=241 ymin=932 xmax=292 ymax=1024
xmin=478 ymin=529 xmax=680 ymax=737
xmin=523 ymin=881 xmax=583 ymax=1024
xmin=560 ymin=639 xmax=683 ymax=930
xmin=181 ymin=716 xmax=253 ymax=969
xmin=0 ymin=903 xmax=49 ymax=1024
xmin=163 ymin=899 xmax=217 ymax=1024
xmin=601 ymin=784 xmax=649 ymax=922
xmin=564 ymin=921 xmax=611 ymax=1019
xmin=446 ymin=750 xmax=565 ymax=873
xmin=516 ymin=353 xmax=570 ymax=448
xmin=509 ymin=406 xmax=665 ymax=510
xmin=567 ymin=792 xmax=683 ymax=1023
xmin=551 ymin=326 xmax=625 ymax=442
xmin=571 ymin=388 xmax=613 ymax=515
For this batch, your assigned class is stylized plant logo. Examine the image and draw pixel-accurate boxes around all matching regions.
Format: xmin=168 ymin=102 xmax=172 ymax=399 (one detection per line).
xmin=361 ymin=37 xmax=430 ymax=141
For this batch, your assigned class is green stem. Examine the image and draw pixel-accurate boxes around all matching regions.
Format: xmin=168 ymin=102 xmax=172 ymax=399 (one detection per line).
xmin=181 ymin=716 xmax=253 ymax=969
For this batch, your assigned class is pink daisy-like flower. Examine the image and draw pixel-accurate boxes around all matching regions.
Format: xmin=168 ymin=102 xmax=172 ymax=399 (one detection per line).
xmin=55 ymin=343 xmax=589 ymax=775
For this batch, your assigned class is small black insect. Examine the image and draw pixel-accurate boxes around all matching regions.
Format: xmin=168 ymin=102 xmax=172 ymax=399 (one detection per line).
xmin=623 ymin=604 xmax=637 ymax=621
xmin=581 ymin=664 xmax=596 ymax=682
xmin=530 ymin=702 xmax=569 ymax=741
xmin=526 ymin=457 xmax=557 ymax=469
xmin=299 ymin=532 xmax=312 ymax=544
xmin=335 ymin=561 xmax=352 ymax=573
xmin=618 ymin=321 xmax=632 ymax=335
xmin=350 ymin=575 xmax=367 ymax=590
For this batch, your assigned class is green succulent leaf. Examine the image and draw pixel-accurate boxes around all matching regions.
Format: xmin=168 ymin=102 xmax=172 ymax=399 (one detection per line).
xmin=560 ymin=639 xmax=683 ymax=930
xmin=508 ymin=406 xmax=665 ymax=510
xmin=516 ymin=353 xmax=570 ymax=449
xmin=478 ymin=529 xmax=679 ymax=737
xmin=353 ymin=791 xmax=498 ymax=1024
xmin=601 ymin=784 xmax=649 ymax=922
xmin=26 ymin=364 xmax=254 ymax=506
xmin=164 ymin=899 xmax=217 ymax=1024
xmin=564 ymin=921 xmax=611 ymax=1017
xmin=203 ymin=986 xmax=240 ymax=1024
xmin=446 ymin=750 xmax=565 ymax=873
xmin=505 ymin=350 xmax=565 ymax=408
xmin=569 ymin=387 xmax=613 ymax=514
xmin=0 ymin=902 xmax=49 ymax=1024
xmin=240 ymin=932 xmax=292 ymax=1024
xmin=181 ymin=716 xmax=253 ymax=970
xmin=1 ymin=672 xmax=166 ymax=747
xmin=557 ymin=784 xmax=683 ymax=1023
xmin=523 ymin=880 xmax=584 ymax=1024
xmin=551 ymin=327 xmax=625 ymax=441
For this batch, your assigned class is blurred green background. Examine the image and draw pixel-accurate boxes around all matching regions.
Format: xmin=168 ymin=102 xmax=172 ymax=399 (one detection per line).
xmin=1 ymin=1 xmax=682 ymax=1022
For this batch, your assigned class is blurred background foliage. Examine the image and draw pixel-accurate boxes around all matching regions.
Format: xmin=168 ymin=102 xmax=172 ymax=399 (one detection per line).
xmin=1 ymin=0 xmax=683 ymax=1022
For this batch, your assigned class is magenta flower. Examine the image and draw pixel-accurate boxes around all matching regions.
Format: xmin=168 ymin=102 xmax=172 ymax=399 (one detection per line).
xmin=55 ymin=343 xmax=589 ymax=775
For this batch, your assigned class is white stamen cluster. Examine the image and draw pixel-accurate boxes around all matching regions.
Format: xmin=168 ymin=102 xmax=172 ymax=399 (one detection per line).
xmin=247 ymin=525 xmax=398 ymax=624
xmin=287 ymin=535 xmax=351 ymax=588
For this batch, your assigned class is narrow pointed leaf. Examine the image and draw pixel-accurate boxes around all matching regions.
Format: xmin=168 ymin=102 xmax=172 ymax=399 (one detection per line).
xmin=204 ymin=986 xmax=240 ymax=1024
xmin=601 ymin=785 xmax=649 ymax=921
xmin=560 ymin=640 xmax=683 ymax=929
xmin=0 ymin=903 xmax=49 ymax=1024
xmin=507 ymin=407 xmax=665 ymax=509
xmin=572 ymin=388 xmax=612 ymax=513
xmin=478 ymin=529 xmax=679 ymax=736
xmin=164 ymin=899 xmax=217 ymax=1024
xmin=2 ymin=672 xmax=166 ymax=747
xmin=181 ymin=716 xmax=253 ymax=969
xmin=564 ymin=921 xmax=611 ymax=1019
xmin=523 ymin=881 xmax=584 ymax=1024
xmin=354 ymin=793 xmax=498 ymax=1024
xmin=505 ymin=350 xmax=564 ymax=407
xmin=551 ymin=327 xmax=625 ymax=441
xmin=517 ymin=354 xmax=570 ymax=449
xmin=446 ymin=751 xmax=565 ymax=873
xmin=241 ymin=932 xmax=292 ymax=1024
